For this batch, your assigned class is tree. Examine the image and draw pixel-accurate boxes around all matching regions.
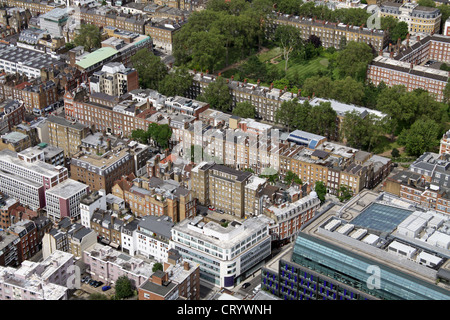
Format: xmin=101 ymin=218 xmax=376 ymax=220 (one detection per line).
xmin=276 ymin=0 xmax=303 ymax=15
xmin=314 ymin=181 xmax=327 ymax=203
xmin=274 ymin=24 xmax=303 ymax=72
xmin=417 ymin=0 xmax=436 ymax=7
xmin=377 ymin=85 xmax=446 ymax=138
xmin=335 ymin=41 xmax=374 ymax=82
xmin=198 ymin=76 xmax=231 ymax=111
xmin=73 ymin=24 xmax=101 ymax=52
xmin=397 ymin=117 xmax=441 ymax=156
xmin=131 ymin=49 xmax=168 ymax=90
xmin=284 ymin=170 xmax=302 ymax=185
xmin=115 ymin=276 xmax=134 ymax=300
xmin=215 ymin=14 xmax=240 ymax=66
xmin=330 ymin=76 xmax=365 ymax=105
xmin=444 ymin=81 xmax=450 ymax=104
xmin=301 ymin=75 xmax=333 ymax=98
xmin=238 ymin=55 xmax=268 ymax=83
xmin=65 ymin=42 xmax=75 ymax=50
xmin=251 ymin=0 xmax=276 ymax=50
xmin=307 ymin=35 xmax=322 ymax=49
xmin=130 ymin=128 xmax=149 ymax=144
xmin=376 ymin=85 xmax=409 ymax=138
xmin=308 ymin=102 xmax=338 ymax=139
xmin=332 ymin=8 xmax=371 ymax=27
xmin=151 ymin=124 xmax=172 ymax=149
xmin=341 ymin=110 xmax=383 ymax=151
xmin=380 ymin=16 xmax=398 ymax=33
xmin=275 ymin=98 xmax=298 ymax=131
xmin=380 ymin=16 xmax=409 ymax=43
xmin=232 ymin=101 xmax=256 ymax=118
xmin=158 ymin=67 xmax=193 ymax=97
xmin=153 ymin=263 xmax=163 ymax=272
xmin=390 ymin=22 xmax=409 ymax=43
xmin=132 ymin=123 xmax=172 ymax=149
xmin=438 ymin=5 xmax=450 ymax=33
xmin=337 ymin=185 xmax=353 ymax=202
xmin=391 ymin=148 xmax=400 ymax=158
xmin=172 ymin=1 xmax=271 ymax=70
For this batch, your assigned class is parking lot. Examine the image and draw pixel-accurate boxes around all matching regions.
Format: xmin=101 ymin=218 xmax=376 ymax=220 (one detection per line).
xmin=73 ymin=275 xmax=115 ymax=299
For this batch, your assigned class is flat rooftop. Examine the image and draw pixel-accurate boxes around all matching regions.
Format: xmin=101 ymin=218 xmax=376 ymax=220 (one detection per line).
xmin=45 ymin=178 xmax=88 ymax=199
xmin=298 ymin=190 xmax=450 ymax=294
xmin=0 ymin=149 xmax=65 ymax=178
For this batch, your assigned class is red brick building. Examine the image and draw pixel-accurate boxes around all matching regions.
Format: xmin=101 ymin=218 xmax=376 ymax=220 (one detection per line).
xmin=0 ymin=77 xmax=58 ymax=113
xmin=8 ymin=219 xmax=38 ymax=262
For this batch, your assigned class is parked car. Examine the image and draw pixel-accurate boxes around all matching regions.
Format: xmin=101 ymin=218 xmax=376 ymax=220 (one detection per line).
xmin=102 ymin=286 xmax=111 ymax=292
xmin=89 ymin=280 xmax=96 ymax=286
xmin=242 ymin=282 xmax=251 ymax=289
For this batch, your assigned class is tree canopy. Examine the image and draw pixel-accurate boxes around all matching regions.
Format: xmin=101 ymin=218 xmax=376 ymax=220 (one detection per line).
xmin=232 ymin=101 xmax=256 ymax=118
xmin=131 ymin=49 xmax=168 ymax=90
xmin=74 ymin=24 xmax=102 ymax=52
xmin=197 ymin=76 xmax=232 ymax=111
xmin=397 ymin=117 xmax=442 ymax=156
xmin=340 ymin=110 xmax=384 ymax=152
xmin=335 ymin=42 xmax=375 ymax=82
xmin=284 ymin=170 xmax=302 ymax=185
xmin=314 ymin=181 xmax=327 ymax=203
xmin=115 ymin=276 xmax=134 ymax=300
xmin=274 ymin=24 xmax=303 ymax=72
xmin=173 ymin=0 xmax=275 ymax=71
xmin=131 ymin=123 xmax=173 ymax=149
xmin=158 ymin=67 xmax=193 ymax=97
xmin=275 ymin=99 xmax=337 ymax=139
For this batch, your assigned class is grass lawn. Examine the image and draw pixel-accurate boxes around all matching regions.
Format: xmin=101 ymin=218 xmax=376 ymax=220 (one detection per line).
xmin=221 ymin=47 xmax=333 ymax=87
xmin=258 ymin=47 xmax=332 ymax=79
xmin=257 ymin=47 xmax=282 ymax=63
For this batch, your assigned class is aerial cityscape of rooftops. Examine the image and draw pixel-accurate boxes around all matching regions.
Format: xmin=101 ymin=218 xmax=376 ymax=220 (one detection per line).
xmin=0 ymin=0 xmax=449 ymax=303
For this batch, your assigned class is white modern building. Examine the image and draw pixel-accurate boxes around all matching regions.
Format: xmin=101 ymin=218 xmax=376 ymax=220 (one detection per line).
xmin=45 ymin=178 xmax=89 ymax=221
xmin=39 ymin=8 xmax=69 ymax=38
xmin=79 ymin=189 xmax=107 ymax=228
xmin=0 ymin=149 xmax=68 ymax=210
xmin=170 ymin=215 xmax=271 ymax=288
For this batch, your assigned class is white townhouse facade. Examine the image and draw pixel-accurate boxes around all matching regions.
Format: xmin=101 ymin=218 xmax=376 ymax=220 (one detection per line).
xmin=135 ymin=215 xmax=174 ymax=263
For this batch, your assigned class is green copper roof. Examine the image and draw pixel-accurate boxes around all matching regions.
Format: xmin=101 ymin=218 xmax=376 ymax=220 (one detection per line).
xmin=76 ymin=47 xmax=118 ymax=70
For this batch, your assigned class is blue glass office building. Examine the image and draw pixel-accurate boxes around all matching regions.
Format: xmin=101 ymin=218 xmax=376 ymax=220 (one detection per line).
xmin=261 ymin=232 xmax=450 ymax=300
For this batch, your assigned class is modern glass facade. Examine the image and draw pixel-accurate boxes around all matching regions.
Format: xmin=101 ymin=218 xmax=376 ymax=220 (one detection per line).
xmin=262 ymin=259 xmax=371 ymax=300
xmin=261 ymin=233 xmax=450 ymax=300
